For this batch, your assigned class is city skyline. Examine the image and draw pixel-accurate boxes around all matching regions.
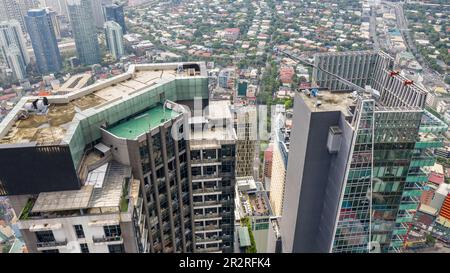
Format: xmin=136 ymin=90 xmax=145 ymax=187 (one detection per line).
xmin=0 ymin=0 xmax=449 ymax=256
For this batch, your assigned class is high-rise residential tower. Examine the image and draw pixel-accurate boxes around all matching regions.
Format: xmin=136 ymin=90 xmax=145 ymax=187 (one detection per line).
xmin=104 ymin=20 xmax=124 ymax=60
xmin=91 ymin=0 xmax=112 ymax=28
xmin=189 ymin=100 xmax=237 ymax=253
xmin=46 ymin=8 xmax=61 ymax=40
xmin=0 ymin=0 xmax=26 ymax=32
xmin=269 ymin=108 xmax=290 ymax=217
xmin=39 ymin=0 xmax=69 ymax=18
xmin=281 ymin=50 xmax=447 ymax=253
xmin=67 ymin=0 xmax=101 ymax=66
xmin=25 ymin=8 xmax=62 ymax=74
xmin=103 ymin=3 xmax=126 ymax=33
xmin=0 ymin=20 xmax=30 ymax=79
xmin=0 ymin=62 xmax=210 ymax=253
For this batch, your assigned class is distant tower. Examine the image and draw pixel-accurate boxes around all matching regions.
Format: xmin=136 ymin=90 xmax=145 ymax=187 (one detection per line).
xmin=45 ymin=8 xmax=61 ymax=40
xmin=0 ymin=20 xmax=29 ymax=79
xmin=0 ymin=0 xmax=26 ymax=32
xmin=5 ymin=46 xmax=27 ymax=79
xmin=104 ymin=21 xmax=124 ymax=60
xmin=102 ymin=3 xmax=126 ymax=33
xmin=67 ymin=0 xmax=101 ymax=66
xmin=25 ymin=9 xmax=62 ymax=74
xmin=40 ymin=0 xmax=70 ymax=18
xmin=91 ymin=0 xmax=112 ymax=28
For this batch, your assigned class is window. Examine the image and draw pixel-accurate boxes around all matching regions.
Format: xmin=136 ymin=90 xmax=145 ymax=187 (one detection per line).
xmin=204 ymin=165 xmax=216 ymax=176
xmin=103 ymin=225 xmax=121 ymax=238
xmin=42 ymin=249 xmax=59 ymax=253
xmin=74 ymin=225 xmax=85 ymax=239
xmin=80 ymin=243 xmax=89 ymax=253
xmin=35 ymin=231 xmax=55 ymax=243
xmin=108 ymin=244 xmax=125 ymax=253
xmin=192 ymin=166 xmax=201 ymax=176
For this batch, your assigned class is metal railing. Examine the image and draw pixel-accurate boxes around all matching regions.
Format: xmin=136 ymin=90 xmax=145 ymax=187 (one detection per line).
xmin=92 ymin=235 xmax=122 ymax=243
xmin=36 ymin=239 xmax=67 ymax=248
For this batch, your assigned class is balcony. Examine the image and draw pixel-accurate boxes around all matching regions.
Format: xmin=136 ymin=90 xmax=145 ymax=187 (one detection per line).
xmin=196 ymin=247 xmax=222 ymax=253
xmin=192 ymin=173 xmax=219 ymax=181
xmin=194 ymin=213 xmax=221 ymax=220
xmin=192 ymin=187 xmax=222 ymax=195
xmin=195 ymin=237 xmax=222 ymax=243
xmin=92 ymin=235 xmax=123 ymax=244
xmin=36 ymin=239 xmax=67 ymax=249
xmin=193 ymin=200 xmax=220 ymax=207
xmin=194 ymin=224 xmax=222 ymax=232
xmin=191 ymin=158 xmax=219 ymax=165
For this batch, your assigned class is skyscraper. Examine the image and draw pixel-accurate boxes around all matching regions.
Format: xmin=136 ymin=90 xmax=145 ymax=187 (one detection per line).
xmin=189 ymin=100 xmax=237 ymax=253
xmin=104 ymin=20 xmax=124 ymax=60
xmin=102 ymin=3 xmax=126 ymax=33
xmin=235 ymin=105 xmax=257 ymax=177
xmin=0 ymin=20 xmax=30 ymax=79
xmin=0 ymin=62 xmax=209 ymax=253
xmin=269 ymin=108 xmax=290 ymax=217
xmin=25 ymin=9 xmax=62 ymax=74
xmin=91 ymin=0 xmax=112 ymax=28
xmin=67 ymin=0 xmax=101 ymax=66
xmin=280 ymin=50 xmax=447 ymax=253
xmin=0 ymin=0 xmax=26 ymax=32
xmin=5 ymin=46 xmax=27 ymax=79
xmin=39 ymin=0 xmax=69 ymax=18
xmin=46 ymin=8 xmax=61 ymax=40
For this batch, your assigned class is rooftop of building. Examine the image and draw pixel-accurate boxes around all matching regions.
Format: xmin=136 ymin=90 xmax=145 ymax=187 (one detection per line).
xmin=189 ymin=126 xmax=237 ymax=149
xmin=298 ymin=89 xmax=356 ymax=115
xmin=207 ymin=100 xmax=232 ymax=121
xmin=0 ymin=62 xmax=206 ymax=146
xmin=19 ymin=160 xmax=139 ymax=219
xmin=236 ymin=177 xmax=272 ymax=217
xmin=189 ymin=99 xmax=236 ymax=148
xmin=56 ymin=73 xmax=92 ymax=94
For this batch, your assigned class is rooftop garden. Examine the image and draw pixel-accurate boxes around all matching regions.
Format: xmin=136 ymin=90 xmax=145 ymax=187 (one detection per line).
xmin=241 ymin=217 xmax=257 ymax=253
xmin=19 ymin=198 xmax=35 ymax=220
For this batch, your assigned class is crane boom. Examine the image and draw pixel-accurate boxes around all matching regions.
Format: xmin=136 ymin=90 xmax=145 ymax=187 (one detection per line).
xmin=278 ymin=49 xmax=367 ymax=93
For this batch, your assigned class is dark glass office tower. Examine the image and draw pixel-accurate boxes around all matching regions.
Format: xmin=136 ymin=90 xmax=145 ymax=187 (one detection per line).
xmin=103 ymin=3 xmax=126 ymax=33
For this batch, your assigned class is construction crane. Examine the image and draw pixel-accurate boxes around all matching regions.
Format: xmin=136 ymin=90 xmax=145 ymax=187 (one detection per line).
xmin=276 ymin=48 xmax=367 ymax=94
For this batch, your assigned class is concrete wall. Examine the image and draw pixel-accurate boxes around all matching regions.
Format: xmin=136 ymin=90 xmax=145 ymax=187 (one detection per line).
xmin=281 ymin=93 xmax=344 ymax=253
xmin=18 ymin=213 xmax=134 ymax=253
xmin=316 ymin=114 xmax=354 ymax=252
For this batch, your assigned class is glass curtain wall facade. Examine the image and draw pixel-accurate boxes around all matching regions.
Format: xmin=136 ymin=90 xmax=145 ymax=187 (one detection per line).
xmin=332 ymin=99 xmax=375 ymax=253
xmin=333 ymin=104 xmax=441 ymax=253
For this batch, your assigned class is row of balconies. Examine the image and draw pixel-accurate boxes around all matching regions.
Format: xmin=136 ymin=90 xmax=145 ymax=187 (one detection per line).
xmin=36 ymin=234 xmax=123 ymax=250
xmin=36 ymin=239 xmax=68 ymax=249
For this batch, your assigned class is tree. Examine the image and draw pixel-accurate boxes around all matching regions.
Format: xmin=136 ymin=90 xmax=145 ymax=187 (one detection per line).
xmin=284 ymin=98 xmax=293 ymax=109
xmin=426 ymin=234 xmax=436 ymax=246
xmin=241 ymin=217 xmax=257 ymax=253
